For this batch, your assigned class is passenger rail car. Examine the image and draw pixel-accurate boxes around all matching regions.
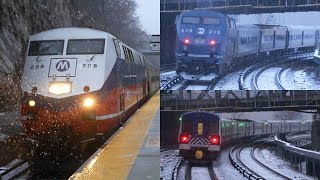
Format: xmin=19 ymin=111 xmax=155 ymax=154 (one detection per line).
xmin=21 ymin=28 xmax=159 ymax=153
xmin=178 ymin=111 xmax=311 ymax=161
xmin=175 ymin=10 xmax=320 ymax=75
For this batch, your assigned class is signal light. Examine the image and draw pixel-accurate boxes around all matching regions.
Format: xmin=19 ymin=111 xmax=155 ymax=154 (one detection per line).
xmin=210 ymin=40 xmax=215 ymax=46
xmin=183 ymin=39 xmax=190 ymax=45
xmin=209 ymin=135 xmax=220 ymax=145
xmin=180 ymin=134 xmax=189 ymax=143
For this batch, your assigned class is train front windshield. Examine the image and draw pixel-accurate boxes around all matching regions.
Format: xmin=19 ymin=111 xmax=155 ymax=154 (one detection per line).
xmin=182 ymin=117 xmax=219 ymax=135
xmin=182 ymin=16 xmax=221 ymax=25
xmin=66 ymin=39 xmax=105 ymax=55
xmin=28 ymin=40 xmax=64 ymax=56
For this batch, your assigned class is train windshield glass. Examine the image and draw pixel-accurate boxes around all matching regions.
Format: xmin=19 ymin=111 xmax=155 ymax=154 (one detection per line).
xmin=67 ymin=39 xmax=105 ymax=55
xmin=182 ymin=118 xmax=219 ymax=134
xmin=203 ymin=17 xmax=221 ymax=25
xmin=28 ymin=40 xmax=64 ymax=56
xmin=182 ymin=17 xmax=201 ymax=24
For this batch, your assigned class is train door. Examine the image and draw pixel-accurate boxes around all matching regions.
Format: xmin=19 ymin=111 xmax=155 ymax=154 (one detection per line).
xmin=258 ymin=30 xmax=262 ymax=54
xmin=273 ymin=31 xmax=276 ymax=48
xmin=119 ymin=94 xmax=125 ymax=112
xmin=302 ymin=31 xmax=304 ymax=46
xmin=252 ymin=123 xmax=255 ymax=135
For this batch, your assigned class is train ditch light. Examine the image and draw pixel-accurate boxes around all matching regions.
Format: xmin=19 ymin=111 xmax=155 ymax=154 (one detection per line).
xmin=210 ymin=40 xmax=215 ymax=46
xmin=195 ymin=150 xmax=203 ymax=159
xmin=83 ymin=98 xmax=95 ymax=108
xmin=28 ymin=100 xmax=36 ymax=107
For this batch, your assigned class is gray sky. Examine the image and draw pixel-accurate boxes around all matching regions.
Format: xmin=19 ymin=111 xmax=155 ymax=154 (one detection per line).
xmin=135 ymin=0 xmax=160 ymax=35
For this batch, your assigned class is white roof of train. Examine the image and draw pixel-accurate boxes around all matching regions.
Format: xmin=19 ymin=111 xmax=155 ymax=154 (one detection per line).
xmin=29 ymin=27 xmax=116 ymax=40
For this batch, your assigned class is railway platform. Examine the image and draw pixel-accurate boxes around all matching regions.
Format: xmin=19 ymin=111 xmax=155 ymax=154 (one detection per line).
xmin=70 ymin=92 xmax=160 ymax=180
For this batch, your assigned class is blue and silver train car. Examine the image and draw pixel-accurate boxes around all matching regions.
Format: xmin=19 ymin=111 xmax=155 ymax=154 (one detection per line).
xmin=175 ymin=10 xmax=320 ymax=76
xmin=175 ymin=10 xmax=237 ymax=74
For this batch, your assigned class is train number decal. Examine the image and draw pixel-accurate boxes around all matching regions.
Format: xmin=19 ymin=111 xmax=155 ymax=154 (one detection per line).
xmin=82 ymin=64 xmax=98 ymax=68
xmin=181 ymin=29 xmax=193 ymax=33
xmin=30 ymin=65 xmax=44 ymax=69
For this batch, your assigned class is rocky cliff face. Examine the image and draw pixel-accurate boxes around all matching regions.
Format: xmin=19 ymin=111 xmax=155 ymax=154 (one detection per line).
xmin=0 ymin=0 xmax=94 ymax=110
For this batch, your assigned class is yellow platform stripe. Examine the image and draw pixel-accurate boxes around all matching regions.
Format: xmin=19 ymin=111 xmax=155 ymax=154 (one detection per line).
xmin=71 ymin=91 xmax=159 ymax=180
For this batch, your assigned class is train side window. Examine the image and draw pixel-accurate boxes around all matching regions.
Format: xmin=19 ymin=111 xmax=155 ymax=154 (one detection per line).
xmin=113 ymin=39 xmax=121 ymax=57
xmin=122 ymin=46 xmax=129 ymax=61
xmin=128 ymin=49 xmax=134 ymax=62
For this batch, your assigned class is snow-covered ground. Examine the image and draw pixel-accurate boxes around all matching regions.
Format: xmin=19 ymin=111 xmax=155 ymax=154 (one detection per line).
xmin=257 ymin=67 xmax=283 ymax=90
xmin=213 ymin=70 xmax=242 ymax=90
xmin=212 ymin=148 xmax=247 ymax=180
xmin=258 ymin=147 xmax=314 ymax=179
xmin=191 ymin=166 xmax=211 ymax=180
xmin=281 ymin=66 xmax=320 ymax=90
xmin=160 ymin=149 xmax=181 ymax=180
xmin=161 ymin=59 xmax=320 ymax=90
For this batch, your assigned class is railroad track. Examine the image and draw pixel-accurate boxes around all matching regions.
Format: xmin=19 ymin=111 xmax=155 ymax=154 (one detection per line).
xmin=239 ymin=53 xmax=313 ymax=90
xmin=229 ymin=140 xmax=302 ymax=180
xmin=252 ymin=56 xmax=313 ymax=90
xmin=174 ymin=159 xmax=217 ymax=180
xmin=0 ymin=159 xmax=32 ymax=180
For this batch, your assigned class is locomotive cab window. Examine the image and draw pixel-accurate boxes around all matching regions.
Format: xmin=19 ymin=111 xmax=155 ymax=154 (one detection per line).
xmin=66 ymin=39 xmax=105 ymax=55
xmin=28 ymin=40 xmax=64 ymax=56
xmin=203 ymin=17 xmax=221 ymax=25
xmin=182 ymin=16 xmax=200 ymax=24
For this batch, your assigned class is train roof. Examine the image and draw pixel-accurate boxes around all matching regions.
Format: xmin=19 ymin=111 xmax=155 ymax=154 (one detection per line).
xmin=254 ymin=24 xmax=287 ymax=29
xmin=29 ymin=27 xmax=116 ymax=41
xmin=237 ymin=24 xmax=260 ymax=29
xmin=181 ymin=111 xmax=219 ymax=118
xmin=179 ymin=10 xmax=226 ymax=18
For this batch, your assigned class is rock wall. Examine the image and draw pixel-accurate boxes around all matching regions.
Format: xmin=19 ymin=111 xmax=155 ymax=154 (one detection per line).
xmin=0 ymin=0 xmax=94 ymax=110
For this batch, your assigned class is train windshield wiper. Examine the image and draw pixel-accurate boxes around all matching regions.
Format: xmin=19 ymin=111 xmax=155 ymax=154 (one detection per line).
xmin=36 ymin=45 xmax=53 ymax=61
xmin=87 ymin=54 xmax=97 ymax=61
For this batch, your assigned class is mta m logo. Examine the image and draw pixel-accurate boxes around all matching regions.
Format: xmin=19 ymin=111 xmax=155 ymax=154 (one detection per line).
xmin=56 ymin=60 xmax=70 ymax=72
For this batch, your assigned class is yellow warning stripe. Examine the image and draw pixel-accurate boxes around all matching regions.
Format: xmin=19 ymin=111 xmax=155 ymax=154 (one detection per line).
xmin=71 ymin=91 xmax=159 ymax=180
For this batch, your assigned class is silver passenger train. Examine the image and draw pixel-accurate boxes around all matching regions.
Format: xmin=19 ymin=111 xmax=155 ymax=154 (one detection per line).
xmin=178 ymin=111 xmax=311 ymax=160
xmin=21 ymin=27 xmax=159 ymax=153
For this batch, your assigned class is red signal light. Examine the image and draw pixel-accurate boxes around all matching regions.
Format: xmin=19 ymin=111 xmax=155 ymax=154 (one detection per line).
xmin=180 ymin=134 xmax=189 ymax=143
xmin=210 ymin=40 xmax=215 ymax=46
xmin=183 ymin=39 xmax=190 ymax=45
xmin=209 ymin=135 xmax=220 ymax=145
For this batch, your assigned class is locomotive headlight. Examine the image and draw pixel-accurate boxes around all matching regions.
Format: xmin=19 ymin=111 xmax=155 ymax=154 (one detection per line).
xmin=28 ymin=100 xmax=36 ymax=107
xmin=83 ymin=98 xmax=94 ymax=108
xmin=49 ymin=82 xmax=71 ymax=95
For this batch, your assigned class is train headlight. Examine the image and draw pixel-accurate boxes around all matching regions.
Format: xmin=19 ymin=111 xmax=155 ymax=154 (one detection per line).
xmin=183 ymin=39 xmax=190 ymax=45
xmin=49 ymin=82 xmax=71 ymax=95
xmin=210 ymin=40 xmax=216 ymax=46
xmin=83 ymin=98 xmax=94 ymax=108
xmin=28 ymin=100 xmax=36 ymax=107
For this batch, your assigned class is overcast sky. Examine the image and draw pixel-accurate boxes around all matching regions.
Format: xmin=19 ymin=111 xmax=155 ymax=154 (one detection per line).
xmin=135 ymin=0 xmax=160 ymax=35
